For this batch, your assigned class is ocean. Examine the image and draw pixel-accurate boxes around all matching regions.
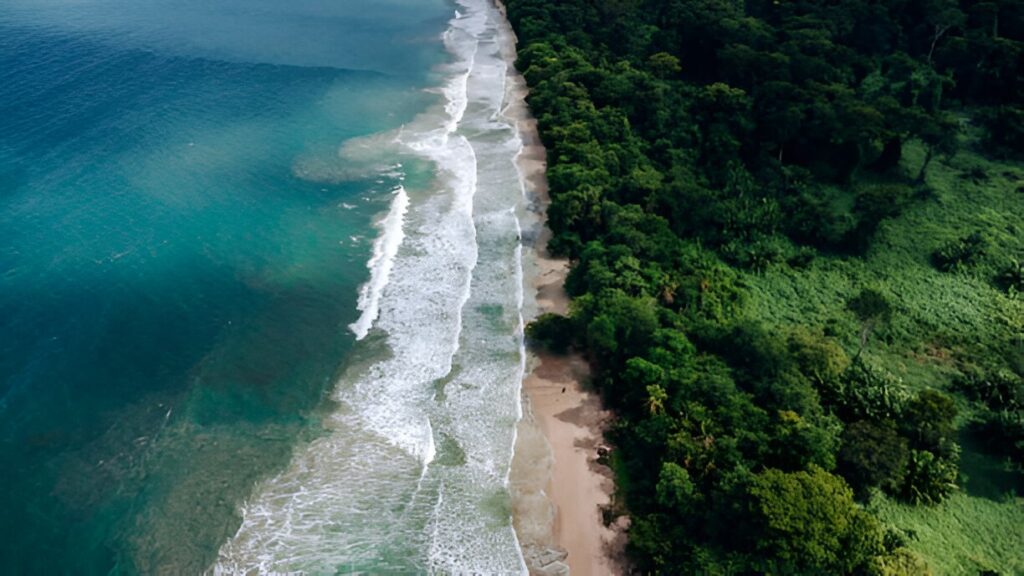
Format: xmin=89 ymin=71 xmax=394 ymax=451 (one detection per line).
xmin=0 ymin=0 xmax=531 ymax=573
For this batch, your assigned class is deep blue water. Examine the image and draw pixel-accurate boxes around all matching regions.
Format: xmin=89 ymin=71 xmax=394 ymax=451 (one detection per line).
xmin=0 ymin=1 xmax=450 ymax=572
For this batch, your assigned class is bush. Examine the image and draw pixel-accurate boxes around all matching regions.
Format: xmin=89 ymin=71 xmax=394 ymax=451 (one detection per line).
xmin=838 ymin=420 xmax=910 ymax=499
xmin=828 ymin=360 xmax=911 ymax=421
xmin=954 ymin=363 xmax=1023 ymax=463
xmin=931 ymin=232 xmax=988 ymax=272
xmin=851 ymin=184 xmax=915 ymax=249
xmin=847 ymin=288 xmax=894 ymax=357
xmin=525 ymin=313 xmax=575 ymax=353
xmin=996 ymin=258 xmax=1024 ymax=295
xmin=900 ymin=447 xmax=960 ymax=504
xmin=787 ymin=328 xmax=851 ymax=389
xmin=954 ymin=365 xmax=1023 ymax=412
xmin=873 ymin=547 xmax=934 ymax=576
xmin=899 ymin=390 xmax=958 ymax=456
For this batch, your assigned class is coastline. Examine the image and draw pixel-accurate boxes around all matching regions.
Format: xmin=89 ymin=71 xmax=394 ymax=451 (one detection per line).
xmin=493 ymin=3 xmax=628 ymax=574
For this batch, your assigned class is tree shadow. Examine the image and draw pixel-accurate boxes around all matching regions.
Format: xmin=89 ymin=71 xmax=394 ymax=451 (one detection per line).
xmin=959 ymin=430 xmax=1023 ymax=501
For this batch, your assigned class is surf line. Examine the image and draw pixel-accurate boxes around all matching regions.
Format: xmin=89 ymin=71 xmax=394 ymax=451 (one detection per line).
xmin=349 ymin=184 xmax=410 ymax=340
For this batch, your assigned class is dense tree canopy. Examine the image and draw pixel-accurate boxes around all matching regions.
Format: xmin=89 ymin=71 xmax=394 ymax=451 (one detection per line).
xmin=507 ymin=0 xmax=1024 ymax=571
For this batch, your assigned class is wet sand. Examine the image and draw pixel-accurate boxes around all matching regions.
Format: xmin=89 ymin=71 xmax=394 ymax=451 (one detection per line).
xmin=493 ymin=3 xmax=628 ymax=573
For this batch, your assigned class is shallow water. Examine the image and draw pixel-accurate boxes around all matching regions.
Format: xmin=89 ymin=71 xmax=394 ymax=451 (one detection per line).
xmin=213 ymin=1 xmax=531 ymax=572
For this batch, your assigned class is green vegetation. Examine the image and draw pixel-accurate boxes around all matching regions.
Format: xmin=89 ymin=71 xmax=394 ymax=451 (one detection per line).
xmin=524 ymin=312 xmax=575 ymax=353
xmin=506 ymin=0 xmax=1024 ymax=572
xmin=873 ymin=492 xmax=1024 ymax=575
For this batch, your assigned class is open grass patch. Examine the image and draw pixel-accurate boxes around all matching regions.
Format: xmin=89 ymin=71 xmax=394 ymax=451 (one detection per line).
xmin=872 ymin=492 xmax=1024 ymax=575
xmin=745 ymin=143 xmax=1024 ymax=377
xmin=743 ymin=141 xmax=1024 ymax=573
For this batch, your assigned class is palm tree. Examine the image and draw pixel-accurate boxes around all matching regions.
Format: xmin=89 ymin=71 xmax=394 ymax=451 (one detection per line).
xmin=645 ymin=384 xmax=668 ymax=416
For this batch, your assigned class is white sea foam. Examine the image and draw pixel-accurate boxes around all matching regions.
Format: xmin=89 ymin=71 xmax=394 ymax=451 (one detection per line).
xmin=212 ymin=1 xmax=532 ymax=573
xmin=512 ymin=208 xmax=526 ymax=424
xmin=348 ymin=185 xmax=409 ymax=340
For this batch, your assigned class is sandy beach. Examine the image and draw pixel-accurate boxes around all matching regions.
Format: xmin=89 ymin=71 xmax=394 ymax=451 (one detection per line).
xmin=494 ymin=3 xmax=628 ymax=574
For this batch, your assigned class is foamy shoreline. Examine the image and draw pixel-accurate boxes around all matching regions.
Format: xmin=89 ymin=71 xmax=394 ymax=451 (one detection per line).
xmin=217 ymin=2 xmax=536 ymax=571
xmin=493 ymin=2 xmax=628 ymax=574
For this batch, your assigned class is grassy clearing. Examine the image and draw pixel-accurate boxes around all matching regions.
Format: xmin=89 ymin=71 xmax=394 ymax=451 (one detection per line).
xmin=871 ymin=492 xmax=1024 ymax=575
xmin=742 ymin=140 xmax=1024 ymax=573
xmin=745 ymin=142 xmax=1023 ymax=380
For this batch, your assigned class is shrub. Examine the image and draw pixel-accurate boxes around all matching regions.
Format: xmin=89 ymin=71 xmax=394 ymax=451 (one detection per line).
xmin=899 ymin=389 xmax=958 ymax=456
xmin=787 ymin=328 xmax=851 ymax=389
xmin=838 ymin=420 xmax=910 ymax=498
xmin=996 ymin=257 xmax=1024 ymax=295
xmin=931 ymin=232 xmax=988 ymax=272
xmin=847 ymin=288 xmax=894 ymax=357
xmin=525 ymin=313 xmax=575 ymax=353
xmin=954 ymin=364 xmax=1023 ymax=411
xmin=873 ymin=547 xmax=934 ymax=576
xmin=851 ymin=183 xmax=915 ymax=249
xmin=830 ymin=360 xmax=911 ymax=421
xmin=900 ymin=447 xmax=960 ymax=504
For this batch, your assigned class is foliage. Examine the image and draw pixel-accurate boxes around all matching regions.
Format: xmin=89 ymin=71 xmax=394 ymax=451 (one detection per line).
xmin=502 ymin=0 xmax=1024 ymax=571
xmin=959 ymin=363 xmax=1024 ymax=464
xmin=971 ymin=410 xmax=1024 ymax=466
xmin=838 ymin=420 xmax=911 ymax=499
xmin=899 ymin=390 xmax=959 ymax=456
xmin=829 ymin=360 xmax=912 ymax=422
xmin=655 ymin=462 xmax=698 ymax=515
xmin=873 ymin=546 xmax=934 ymax=576
xmin=901 ymin=447 xmax=962 ymax=505
xmin=932 ymin=232 xmax=988 ymax=272
xmin=848 ymin=288 xmax=895 ymax=357
xmin=787 ymin=327 xmax=851 ymax=389
xmin=524 ymin=312 xmax=574 ymax=353
xmin=873 ymin=492 xmax=1024 ymax=575
xmin=737 ymin=466 xmax=884 ymax=574
xmin=996 ymin=257 xmax=1024 ymax=295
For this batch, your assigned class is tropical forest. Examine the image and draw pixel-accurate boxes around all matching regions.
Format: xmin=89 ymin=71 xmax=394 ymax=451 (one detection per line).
xmin=509 ymin=0 xmax=1024 ymax=573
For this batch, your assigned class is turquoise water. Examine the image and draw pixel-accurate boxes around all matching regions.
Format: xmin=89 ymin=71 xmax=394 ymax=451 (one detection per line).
xmin=0 ymin=0 xmax=455 ymax=572
xmin=213 ymin=1 xmax=532 ymax=572
xmin=2 ymin=0 xmax=534 ymax=573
